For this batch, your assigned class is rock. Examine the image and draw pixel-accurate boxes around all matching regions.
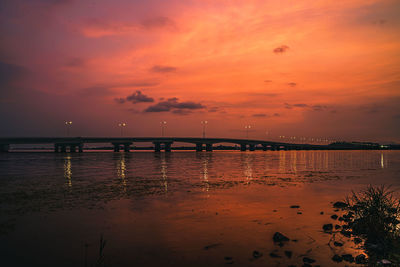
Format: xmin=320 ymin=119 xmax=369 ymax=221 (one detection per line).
xmin=322 ymin=223 xmax=333 ymax=232
xmin=269 ymin=252 xmax=281 ymax=258
xmin=338 ymin=216 xmax=344 ymax=221
xmin=333 ymin=201 xmax=348 ymax=208
xmin=284 ymin=250 xmax=292 ymax=259
xmin=204 ymin=243 xmax=221 ymax=250
xmin=330 ymin=214 xmax=338 ymax=220
xmin=355 ymin=254 xmax=367 ymax=264
xmin=340 ymin=229 xmax=352 ymax=237
xmin=380 ymin=259 xmax=392 ymax=265
xmin=335 ymin=224 xmax=341 ymax=229
xmin=333 ymin=241 xmax=343 ymax=247
xmin=290 ymin=205 xmax=300 ymax=208
xmin=303 ymin=257 xmax=316 ymax=264
xmin=354 ymin=237 xmax=362 ymax=244
xmin=273 ymin=232 xmax=290 ymax=243
xmin=252 ymin=250 xmax=263 ymax=259
xmin=332 ymin=254 xmax=343 ymax=262
xmin=320 ymin=211 xmax=324 ymax=215
xmin=342 ymin=254 xmax=354 ymax=262
xmin=297 ymin=212 xmax=302 ymax=214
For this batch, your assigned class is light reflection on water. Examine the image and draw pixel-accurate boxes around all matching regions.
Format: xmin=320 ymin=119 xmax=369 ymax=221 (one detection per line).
xmin=0 ymin=150 xmax=399 ymax=267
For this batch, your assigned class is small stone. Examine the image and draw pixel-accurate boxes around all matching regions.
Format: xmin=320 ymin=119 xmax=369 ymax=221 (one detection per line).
xmin=342 ymin=254 xmax=354 ymax=262
xmin=354 ymin=237 xmax=362 ymax=244
xmin=333 ymin=201 xmax=348 ymax=208
xmin=284 ymin=250 xmax=292 ymax=259
xmin=290 ymin=205 xmax=300 ymax=208
xmin=273 ymin=209 xmax=277 ymax=212
xmin=333 ymin=241 xmax=343 ymax=247
xmin=380 ymin=259 xmax=391 ymax=265
xmin=338 ymin=217 xmax=344 ymax=221
xmin=335 ymin=224 xmax=341 ymax=229
xmin=273 ymin=232 xmax=290 ymax=243
xmin=303 ymin=257 xmax=316 ymax=264
xmin=332 ymin=254 xmax=343 ymax=262
xmin=320 ymin=211 xmax=324 ymax=215
xmin=322 ymin=223 xmax=333 ymax=232
xmin=297 ymin=212 xmax=302 ymax=214
xmin=269 ymin=252 xmax=281 ymax=258
xmin=330 ymin=214 xmax=338 ymax=220
xmin=253 ymin=250 xmax=263 ymax=259
xmin=355 ymin=254 xmax=367 ymax=264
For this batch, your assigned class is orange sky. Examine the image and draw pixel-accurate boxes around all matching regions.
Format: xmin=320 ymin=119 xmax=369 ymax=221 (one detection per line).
xmin=0 ymin=0 xmax=399 ymax=142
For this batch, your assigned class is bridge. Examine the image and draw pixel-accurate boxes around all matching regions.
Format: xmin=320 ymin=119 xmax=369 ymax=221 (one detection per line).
xmin=0 ymin=137 xmax=329 ymax=152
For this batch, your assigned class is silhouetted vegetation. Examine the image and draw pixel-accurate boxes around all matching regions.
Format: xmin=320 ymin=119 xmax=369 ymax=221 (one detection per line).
xmin=344 ymin=185 xmax=400 ymax=264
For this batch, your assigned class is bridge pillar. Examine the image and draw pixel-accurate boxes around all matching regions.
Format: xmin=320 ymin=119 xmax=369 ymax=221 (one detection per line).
xmin=113 ymin=144 xmax=120 ymax=152
xmin=262 ymin=144 xmax=267 ymax=151
xmin=154 ymin=142 xmax=161 ymax=152
xmin=196 ymin=143 xmax=203 ymax=152
xmin=164 ymin=142 xmax=172 ymax=152
xmin=123 ymin=143 xmax=131 ymax=152
xmin=60 ymin=145 xmax=67 ymax=153
xmin=0 ymin=144 xmax=10 ymax=153
xmin=70 ymin=145 xmax=76 ymax=153
xmin=206 ymin=143 xmax=213 ymax=152
xmin=240 ymin=144 xmax=247 ymax=151
xmin=249 ymin=144 xmax=256 ymax=151
xmin=270 ymin=146 xmax=276 ymax=151
xmin=78 ymin=144 xmax=83 ymax=153
xmin=54 ymin=144 xmax=60 ymax=153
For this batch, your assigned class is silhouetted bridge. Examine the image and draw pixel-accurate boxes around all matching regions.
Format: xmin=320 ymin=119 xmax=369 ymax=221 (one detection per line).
xmin=0 ymin=137 xmax=331 ymax=152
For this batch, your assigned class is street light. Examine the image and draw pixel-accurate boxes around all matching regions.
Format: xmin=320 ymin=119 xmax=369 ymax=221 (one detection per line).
xmin=201 ymin=121 xmax=208 ymax=138
xmin=118 ymin=122 xmax=127 ymax=137
xmin=245 ymin=125 xmax=251 ymax=139
xmin=65 ymin=121 xmax=72 ymax=137
xmin=160 ymin=121 xmax=167 ymax=137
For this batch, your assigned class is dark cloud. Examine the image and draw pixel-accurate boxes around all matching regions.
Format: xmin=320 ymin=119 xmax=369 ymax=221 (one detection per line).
xmin=114 ymin=98 xmax=126 ymax=104
xmin=264 ymin=80 xmax=272 ymax=83
xmin=0 ymin=61 xmax=27 ymax=86
xmin=66 ymin=57 xmax=85 ymax=68
xmin=150 ymin=65 xmax=177 ymax=73
xmin=273 ymin=45 xmax=289 ymax=54
xmin=287 ymin=82 xmax=297 ymax=87
xmin=273 ymin=113 xmax=280 ymax=117
xmin=141 ymin=17 xmax=175 ymax=29
xmin=144 ymin=97 xmax=205 ymax=114
xmin=252 ymin=113 xmax=267 ymax=117
xmin=285 ymin=103 xmax=328 ymax=111
xmin=208 ymin=107 xmax=219 ymax=113
xmin=126 ymin=90 xmax=154 ymax=104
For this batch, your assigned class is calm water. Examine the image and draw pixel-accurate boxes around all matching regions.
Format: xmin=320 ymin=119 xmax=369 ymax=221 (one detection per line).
xmin=0 ymin=150 xmax=399 ymax=266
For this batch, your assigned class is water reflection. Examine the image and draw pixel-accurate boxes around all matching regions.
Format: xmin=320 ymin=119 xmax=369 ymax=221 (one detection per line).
xmin=64 ymin=155 xmax=72 ymax=187
xmin=242 ymin=152 xmax=253 ymax=184
xmin=199 ymin=153 xmax=211 ymax=192
xmin=160 ymin=153 xmax=168 ymax=193
xmin=116 ymin=153 xmax=127 ymax=192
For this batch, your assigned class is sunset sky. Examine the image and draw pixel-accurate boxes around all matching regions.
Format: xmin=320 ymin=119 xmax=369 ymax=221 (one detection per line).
xmin=1 ymin=0 xmax=399 ymax=142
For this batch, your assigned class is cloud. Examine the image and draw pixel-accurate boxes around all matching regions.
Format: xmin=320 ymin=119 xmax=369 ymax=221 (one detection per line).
xmin=115 ymin=90 xmax=154 ymax=104
xmin=65 ymin=57 xmax=85 ymax=68
xmin=287 ymin=82 xmax=297 ymax=87
xmin=285 ymin=103 xmax=328 ymax=111
xmin=141 ymin=17 xmax=175 ymax=29
xmin=264 ymin=80 xmax=272 ymax=83
xmin=126 ymin=90 xmax=154 ymax=104
xmin=252 ymin=113 xmax=267 ymax=117
xmin=150 ymin=65 xmax=177 ymax=73
xmin=273 ymin=45 xmax=290 ymax=54
xmin=144 ymin=97 xmax=205 ymax=114
xmin=0 ymin=61 xmax=27 ymax=86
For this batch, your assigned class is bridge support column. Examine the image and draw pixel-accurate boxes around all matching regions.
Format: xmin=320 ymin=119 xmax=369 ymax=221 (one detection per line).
xmin=60 ymin=145 xmax=67 ymax=153
xmin=54 ymin=144 xmax=60 ymax=153
xmin=154 ymin=142 xmax=161 ymax=152
xmin=164 ymin=142 xmax=172 ymax=152
xmin=123 ymin=143 xmax=131 ymax=152
xmin=0 ymin=144 xmax=10 ymax=153
xmin=78 ymin=144 xmax=83 ymax=153
xmin=271 ymin=146 xmax=276 ymax=151
xmin=249 ymin=144 xmax=256 ymax=151
xmin=206 ymin=143 xmax=213 ymax=152
xmin=240 ymin=144 xmax=247 ymax=151
xmin=196 ymin=143 xmax=203 ymax=152
xmin=262 ymin=144 xmax=267 ymax=151
xmin=70 ymin=145 xmax=76 ymax=153
xmin=113 ymin=144 xmax=120 ymax=152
